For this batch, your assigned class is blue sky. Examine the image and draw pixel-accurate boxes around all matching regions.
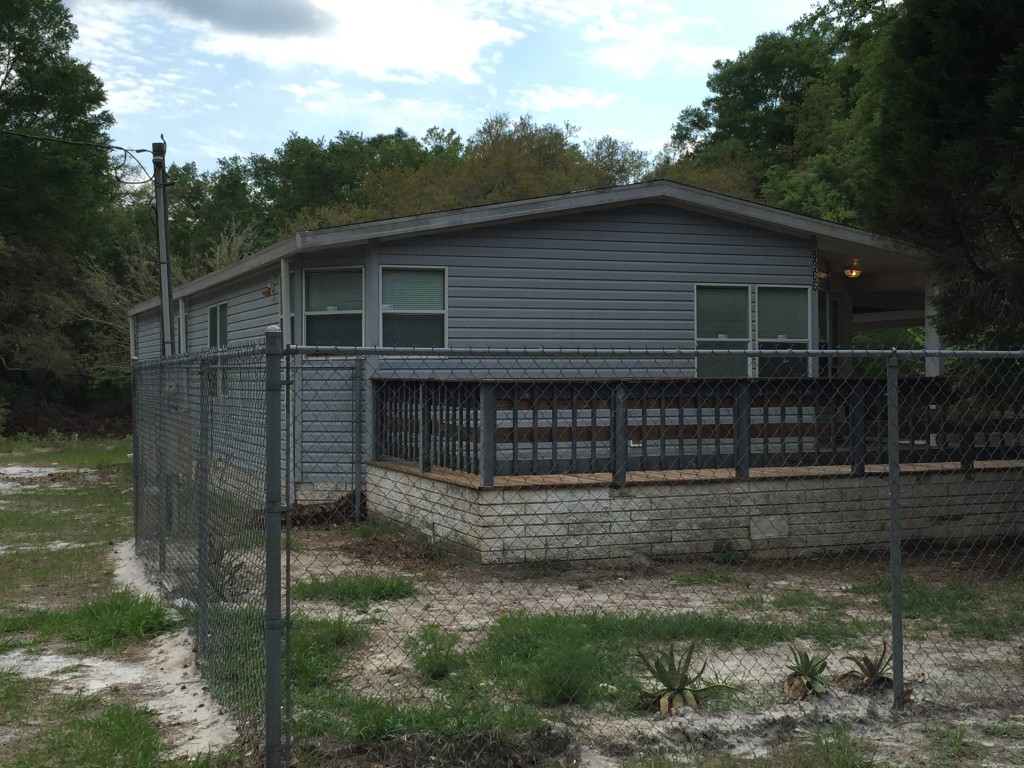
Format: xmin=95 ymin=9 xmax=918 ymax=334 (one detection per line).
xmin=66 ymin=0 xmax=821 ymax=172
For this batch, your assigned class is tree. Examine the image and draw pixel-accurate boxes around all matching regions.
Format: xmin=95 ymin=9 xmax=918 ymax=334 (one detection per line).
xmin=866 ymin=0 xmax=1024 ymax=347
xmin=660 ymin=0 xmax=894 ymax=219
xmin=0 ymin=0 xmax=116 ymax=382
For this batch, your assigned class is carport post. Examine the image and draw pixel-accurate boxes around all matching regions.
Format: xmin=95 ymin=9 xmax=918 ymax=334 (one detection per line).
xmin=887 ymin=355 xmax=906 ymax=709
xmin=264 ymin=327 xmax=285 ymax=768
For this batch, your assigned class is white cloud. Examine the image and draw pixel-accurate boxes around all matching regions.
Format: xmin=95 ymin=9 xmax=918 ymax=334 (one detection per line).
xmin=581 ymin=10 xmax=728 ymax=78
xmin=508 ymin=85 xmax=618 ymax=112
xmin=278 ymin=80 xmax=465 ymax=128
xmin=192 ymin=1 xmax=523 ymax=85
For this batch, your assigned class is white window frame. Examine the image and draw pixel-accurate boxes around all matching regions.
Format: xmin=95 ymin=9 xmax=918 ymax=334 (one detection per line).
xmin=208 ymin=302 xmax=228 ymax=350
xmin=695 ymin=284 xmax=752 ymax=377
xmin=303 ymin=267 xmax=364 ymax=347
xmin=754 ymin=285 xmax=812 ymax=377
xmin=379 ymin=265 xmax=448 ymax=349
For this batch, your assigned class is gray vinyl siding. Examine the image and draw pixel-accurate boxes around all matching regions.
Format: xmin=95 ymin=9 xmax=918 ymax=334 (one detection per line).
xmin=294 ymin=359 xmax=362 ymax=490
xmin=135 ymin=310 xmax=163 ymax=360
xmin=186 ymin=270 xmax=281 ymax=351
xmin=373 ymin=204 xmax=812 ymax=347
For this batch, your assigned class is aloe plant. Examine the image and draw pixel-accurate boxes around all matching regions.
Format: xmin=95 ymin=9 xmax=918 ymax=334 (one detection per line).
xmin=785 ymin=644 xmax=829 ymax=700
xmin=637 ymin=641 xmax=739 ymax=714
xmin=837 ymin=641 xmax=893 ymax=691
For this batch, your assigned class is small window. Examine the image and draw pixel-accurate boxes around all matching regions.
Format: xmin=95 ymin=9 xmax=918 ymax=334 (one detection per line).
xmin=305 ymin=269 xmax=362 ymax=346
xmin=756 ymin=287 xmax=810 ymax=377
xmin=208 ymin=303 xmax=228 ymax=349
xmin=381 ymin=268 xmax=446 ymax=347
xmin=695 ymin=285 xmax=749 ymax=377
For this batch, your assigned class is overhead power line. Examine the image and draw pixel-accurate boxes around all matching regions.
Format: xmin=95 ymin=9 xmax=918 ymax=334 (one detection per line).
xmin=0 ymin=127 xmax=160 ymax=184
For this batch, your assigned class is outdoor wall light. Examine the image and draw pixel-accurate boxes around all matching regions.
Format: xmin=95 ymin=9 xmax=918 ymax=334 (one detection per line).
xmin=261 ymin=278 xmax=278 ymax=298
xmin=843 ymin=262 xmax=862 ymax=279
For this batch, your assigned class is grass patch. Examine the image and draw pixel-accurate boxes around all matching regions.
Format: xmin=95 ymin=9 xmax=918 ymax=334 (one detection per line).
xmin=0 ymin=671 xmax=50 ymax=725
xmin=925 ymin=724 xmax=981 ymax=764
xmin=4 ymin=699 xmax=164 ymax=768
xmin=291 ymin=614 xmax=369 ymax=693
xmin=405 ymin=623 xmax=464 ymax=682
xmin=521 ymin=623 xmax=602 ymax=706
xmin=849 ymin=574 xmax=1024 ymax=641
xmin=771 ymin=588 xmax=846 ymax=616
xmin=0 ymin=435 xmax=134 ymax=470
xmin=187 ymin=604 xmax=265 ymax=721
xmin=669 ymin=571 xmax=752 ymax=588
xmin=294 ymin=687 xmax=552 ymax=766
xmin=292 ymin=574 xmax=416 ymax=609
xmin=0 ymin=674 xmax=165 ymax=768
xmin=0 ymin=589 xmax=175 ymax=652
xmin=0 ymin=543 xmax=115 ymax=609
xmin=469 ymin=609 xmax=883 ymax=712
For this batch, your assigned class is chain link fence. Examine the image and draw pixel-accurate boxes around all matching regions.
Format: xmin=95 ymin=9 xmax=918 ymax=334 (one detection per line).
xmin=283 ymin=347 xmax=1024 ymax=766
xmin=132 ymin=344 xmax=1024 ymax=765
xmin=133 ymin=345 xmax=269 ymax=744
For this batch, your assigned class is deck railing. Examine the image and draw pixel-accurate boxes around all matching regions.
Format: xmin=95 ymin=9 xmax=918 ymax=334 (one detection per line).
xmin=373 ymin=376 xmax=1024 ymax=487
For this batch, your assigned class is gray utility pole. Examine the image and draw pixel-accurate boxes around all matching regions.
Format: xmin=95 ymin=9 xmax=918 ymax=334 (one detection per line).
xmin=153 ymin=141 xmax=173 ymax=358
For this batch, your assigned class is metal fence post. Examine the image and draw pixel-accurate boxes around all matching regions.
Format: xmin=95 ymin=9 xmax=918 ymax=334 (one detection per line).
xmin=886 ymin=355 xmax=906 ymax=709
xmin=480 ymin=384 xmax=497 ymax=488
xmin=733 ymin=381 xmax=751 ymax=479
xmin=851 ymin=383 xmax=867 ymax=476
xmin=158 ymin=361 xmax=167 ymax=573
xmin=264 ymin=327 xmax=284 ymax=768
xmin=419 ymin=382 xmax=432 ymax=473
xmin=353 ymin=357 xmax=365 ymax=520
xmin=131 ymin=362 xmax=140 ymax=547
xmin=197 ymin=359 xmax=211 ymax=660
xmin=611 ymin=383 xmax=628 ymax=487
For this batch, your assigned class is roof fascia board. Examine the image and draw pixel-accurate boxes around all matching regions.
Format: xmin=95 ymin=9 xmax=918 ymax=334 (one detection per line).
xmin=298 ymin=180 xmax=921 ymax=259
xmin=128 ymin=234 xmax=300 ymax=316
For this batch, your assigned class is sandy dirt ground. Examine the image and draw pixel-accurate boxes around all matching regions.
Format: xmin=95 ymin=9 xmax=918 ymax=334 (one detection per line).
xmin=0 ymin=463 xmax=241 ymax=760
xmin=283 ymin=526 xmax=1024 ymax=766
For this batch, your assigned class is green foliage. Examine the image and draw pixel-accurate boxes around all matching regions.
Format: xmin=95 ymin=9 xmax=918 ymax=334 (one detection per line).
xmin=846 ymin=574 xmax=1024 ymax=640
xmin=866 ymin=0 xmax=1024 ymax=347
xmin=637 ymin=641 xmax=739 ymax=713
xmin=0 ymin=589 xmax=175 ymax=652
xmin=291 ymin=615 xmax=368 ymax=693
xmin=838 ymin=641 xmax=893 ymax=691
xmin=294 ymin=687 xmax=549 ymax=764
xmin=785 ymin=645 xmax=830 ymax=700
xmin=520 ymin=625 xmax=602 ymax=706
xmin=2 ymin=697 xmax=165 ymax=768
xmin=292 ymin=574 xmax=417 ymax=609
xmin=405 ymin=623 xmax=464 ymax=682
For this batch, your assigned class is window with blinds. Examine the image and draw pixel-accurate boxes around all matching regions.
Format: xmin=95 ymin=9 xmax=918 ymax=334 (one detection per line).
xmin=305 ymin=269 xmax=363 ymax=346
xmin=695 ymin=284 xmax=812 ymax=377
xmin=756 ymin=286 xmax=810 ymax=377
xmin=208 ymin=303 xmax=228 ymax=349
xmin=381 ymin=268 xmax=446 ymax=347
xmin=695 ymin=285 xmax=750 ymax=377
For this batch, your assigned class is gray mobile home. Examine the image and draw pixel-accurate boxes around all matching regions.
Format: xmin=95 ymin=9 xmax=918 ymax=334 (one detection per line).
xmin=132 ymin=180 xmax=960 ymax=563
xmin=130 ymin=180 xmax=931 ymax=361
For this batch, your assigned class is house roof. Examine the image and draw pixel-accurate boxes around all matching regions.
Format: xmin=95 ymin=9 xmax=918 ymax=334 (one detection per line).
xmin=129 ymin=179 xmax=927 ymax=316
